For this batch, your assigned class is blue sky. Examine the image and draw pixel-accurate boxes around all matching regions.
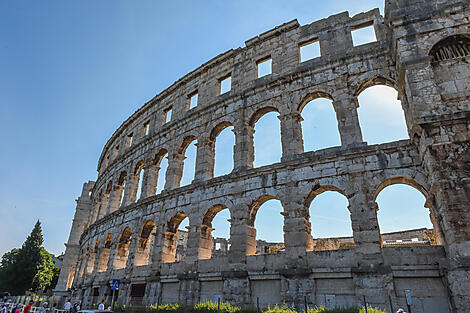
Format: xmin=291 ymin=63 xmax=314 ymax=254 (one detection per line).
xmin=0 ymin=0 xmax=433 ymax=257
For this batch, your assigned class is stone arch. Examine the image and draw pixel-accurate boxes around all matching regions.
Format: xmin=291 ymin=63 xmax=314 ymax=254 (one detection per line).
xmin=249 ymin=107 xmax=282 ymax=167
xmin=304 ymin=185 xmax=353 ymax=252
xmin=429 ymin=34 xmax=470 ymax=62
xmin=162 ymin=212 xmax=189 ymax=263
xmin=135 ymin=220 xmax=156 ymax=266
xmin=113 ymin=226 xmax=132 ymax=269
xmin=374 ymin=176 xmax=443 ymax=246
xmin=249 ymin=106 xmax=279 ymax=127
xmin=355 ymin=76 xmax=396 ymax=97
xmin=210 ymin=122 xmax=235 ymax=178
xmin=86 ymin=239 xmax=99 ymax=274
xmin=355 ymin=76 xmax=408 ymax=144
xmin=199 ymin=204 xmax=229 ymax=259
xmin=246 ymin=195 xmax=284 ymax=255
xmin=297 ymin=91 xmax=341 ymax=152
xmin=105 ymin=181 xmax=113 ymax=194
xmin=176 ymin=135 xmax=198 ymax=187
xmin=297 ymin=91 xmax=334 ymax=113
xmin=133 ymin=160 xmax=145 ymax=201
xmin=97 ymin=233 xmax=113 ymax=272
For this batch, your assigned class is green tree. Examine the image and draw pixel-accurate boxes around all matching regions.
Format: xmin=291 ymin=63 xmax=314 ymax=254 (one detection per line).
xmin=32 ymin=248 xmax=56 ymax=292
xmin=0 ymin=220 xmax=60 ymax=295
xmin=14 ymin=220 xmax=44 ymax=294
xmin=0 ymin=248 xmax=21 ymax=293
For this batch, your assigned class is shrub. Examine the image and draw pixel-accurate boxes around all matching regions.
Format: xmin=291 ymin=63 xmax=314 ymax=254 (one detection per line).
xmin=263 ymin=305 xmax=297 ymax=313
xmin=192 ymin=301 xmax=241 ymax=313
xmin=308 ymin=307 xmax=386 ymax=313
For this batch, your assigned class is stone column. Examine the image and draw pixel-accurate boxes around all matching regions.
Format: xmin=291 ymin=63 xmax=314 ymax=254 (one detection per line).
xmin=141 ymin=164 xmax=159 ymax=199
xmin=122 ymin=175 xmax=138 ymax=206
xmin=160 ymin=231 xmax=179 ymax=263
xmin=279 ymin=112 xmax=304 ymax=161
xmin=233 ymin=125 xmax=254 ymax=171
xmin=125 ymin=237 xmax=138 ymax=272
xmin=164 ymin=153 xmax=185 ymax=190
xmin=91 ymin=200 xmax=101 ymax=224
xmin=228 ymin=202 xmax=255 ymax=265
xmin=194 ymin=138 xmax=215 ymax=181
xmin=97 ymin=193 xmax=110 ymax=219
xmin=184 ymin=224 xmax=203 ymax=264
xmin=332 ymin=94 xmax=363 ymax=146
xmin=106 ymin=185 xmax=124 ymax=214
xmin=198 ymin=225 xmax=214 ymax=260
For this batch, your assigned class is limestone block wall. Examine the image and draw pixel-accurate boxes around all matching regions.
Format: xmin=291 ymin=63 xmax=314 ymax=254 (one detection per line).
xmin=55 ymin=0 xmax=470 ymax=312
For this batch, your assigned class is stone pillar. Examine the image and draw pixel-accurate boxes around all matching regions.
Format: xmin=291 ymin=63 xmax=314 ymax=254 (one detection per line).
xmin=134 ymin=236 xmax=151 ymax=267
xmin=54 ymin=181 xmax=95 ymax=298
xmin=97 ymin=193 xmax=110 ymax=219
xmin=279 ymin=112 xmax=304 ymax=161
xmin=125 ymin=237 xmax=138 ymax=272
xmin=228 ymin=202 xmax=255 ymax=265
xmin=96 ymin=248 xmax=111 ymax=273
xmin=141 ymin=164 xmax=159 ymax=199
xmin=194 ymin=138 xmax=215 ymax=181
xmin=106 ymin=185 xmax=124 ymax=214
xmin=91 ymin=200 xmax=101 ymax=224
xmin=233 ymin=125 xmax=254 ymax=171
xmin=332 ymin=94 xmax=363 ymax=146
xmin=122 ymin=175 xmax=138 ymax=206
xmin=185 ymin=224 xmax=203 ymax=263
xmin=164 ymin=153 xmax=185 ymax=190
xmin=281 ymin=194 xmax=311 ymax=264
xmin=161 ymin=231 xmax=179 ymax=263
xmin=348 ymin=184 xmax=382 ymax=264
xmin=198 ymin=225 xmax=214 ymax=260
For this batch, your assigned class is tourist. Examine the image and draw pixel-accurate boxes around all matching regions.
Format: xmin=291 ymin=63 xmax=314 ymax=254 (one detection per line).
xmin=98 ymin=300 xmax=105 ymax=311
xmin=50 ymin=303 xmax=57 ymax=313
xmin=23 ymin=301 xmax=34 ymax=313
xmin=0 ymin=302 xmax=9 ymax=313
xmin=396 ymin=309 xmax=406 ymax=313
xmin=64 ymin=299 xmax=72 ymax=313
xmin=38 ymin=302 xmax=48 ymax=313
xmin=14 ymin=304 xmax=23 ymax=313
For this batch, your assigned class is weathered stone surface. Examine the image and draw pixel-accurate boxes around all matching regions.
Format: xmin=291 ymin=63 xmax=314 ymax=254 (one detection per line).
xmin=55 ymin=1 xmax=470 ymax=312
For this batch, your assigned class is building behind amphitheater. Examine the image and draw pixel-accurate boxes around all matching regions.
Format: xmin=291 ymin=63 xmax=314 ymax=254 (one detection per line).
xmin=54 ymin=0 xmax=470 ymax=312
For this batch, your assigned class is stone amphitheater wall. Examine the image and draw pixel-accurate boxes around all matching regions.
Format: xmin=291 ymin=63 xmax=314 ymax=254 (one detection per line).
xmin=54 ymin=1 xmax=470 ymax=312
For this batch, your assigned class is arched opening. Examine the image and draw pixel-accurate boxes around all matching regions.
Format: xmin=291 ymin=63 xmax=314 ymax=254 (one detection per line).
xmin=86 ymin=240 xmax=99 ymax=274
xmin=248 ymin=196 xmax=284 ymax=255
xmin=117 ymin=171 xmax=127 ymax=207
xmin=430 ymin=34 xmax=470 ymax=62
xmin=180 ymin=136 xmax=197 ymax=186
xmin=134 ymin=161 xmax=145 ymax=201
xmin=155 ymin=149 xmax=169 ymax=194
xmin=211 ymin=122 xmax=235 ymax=177
xmin=251 ymin=108 xmax=281 ymax=167
xmin=375 ymin=178 xmax=441 ymax=247
xmin=200 ymin=205 xmax=231 ymax=259
xmin=299 ymin=94 xmax=341 ymax=152
xmin=162 ymin=212 xmax=189 ymax=263
xmin=113 ymin=227 xmax=132 ymax=269
xmin=78 ymin=245 xmax=89 ymax=277
xmin=134 ymin=220 xmax=156 ymax=266
xmin=97 ymin=234 xmax=112 ymax=272
xmin=307 ymin=188 xmax=354 ymax=251
xmin=356 ymin=79 xmax=408 ymax=144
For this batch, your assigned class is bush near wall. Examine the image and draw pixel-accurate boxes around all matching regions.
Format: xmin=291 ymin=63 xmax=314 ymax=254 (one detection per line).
xmin=114 ymin=302 xmax=385 ymax=313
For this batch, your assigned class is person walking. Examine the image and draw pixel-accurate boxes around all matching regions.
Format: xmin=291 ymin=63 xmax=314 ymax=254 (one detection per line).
xmin=64 ymin=299 xmax=72 ymax=313
xmin=396 ymin=309 xmax=406 ymax=313
xmin=38 ymin=302 xmax=48 ymax=313
xmin=98 ymin=300 xmax=105 ymax=311
xmin=50 ymin=303 xmax=57 ymax=313
xmin=23 ymin=300 xmax=34 ymax=313
xmin=14 ymin=304 xmax=23 ymax=313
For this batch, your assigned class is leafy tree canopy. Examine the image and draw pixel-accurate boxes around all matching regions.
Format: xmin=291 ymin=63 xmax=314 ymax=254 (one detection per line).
xmin=0 ymin=220 xmax=60 ymax=295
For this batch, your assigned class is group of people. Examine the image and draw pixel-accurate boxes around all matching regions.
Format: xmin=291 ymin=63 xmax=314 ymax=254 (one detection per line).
xmin=1 ymin=300 xmax=59 ymax=313
xmin=63 ymin=299 xmax=80 ymax=313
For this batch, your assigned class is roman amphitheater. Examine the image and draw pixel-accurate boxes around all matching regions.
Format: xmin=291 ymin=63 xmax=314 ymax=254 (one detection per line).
xmin=54 ymin=0 xmax=470 ymax=312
